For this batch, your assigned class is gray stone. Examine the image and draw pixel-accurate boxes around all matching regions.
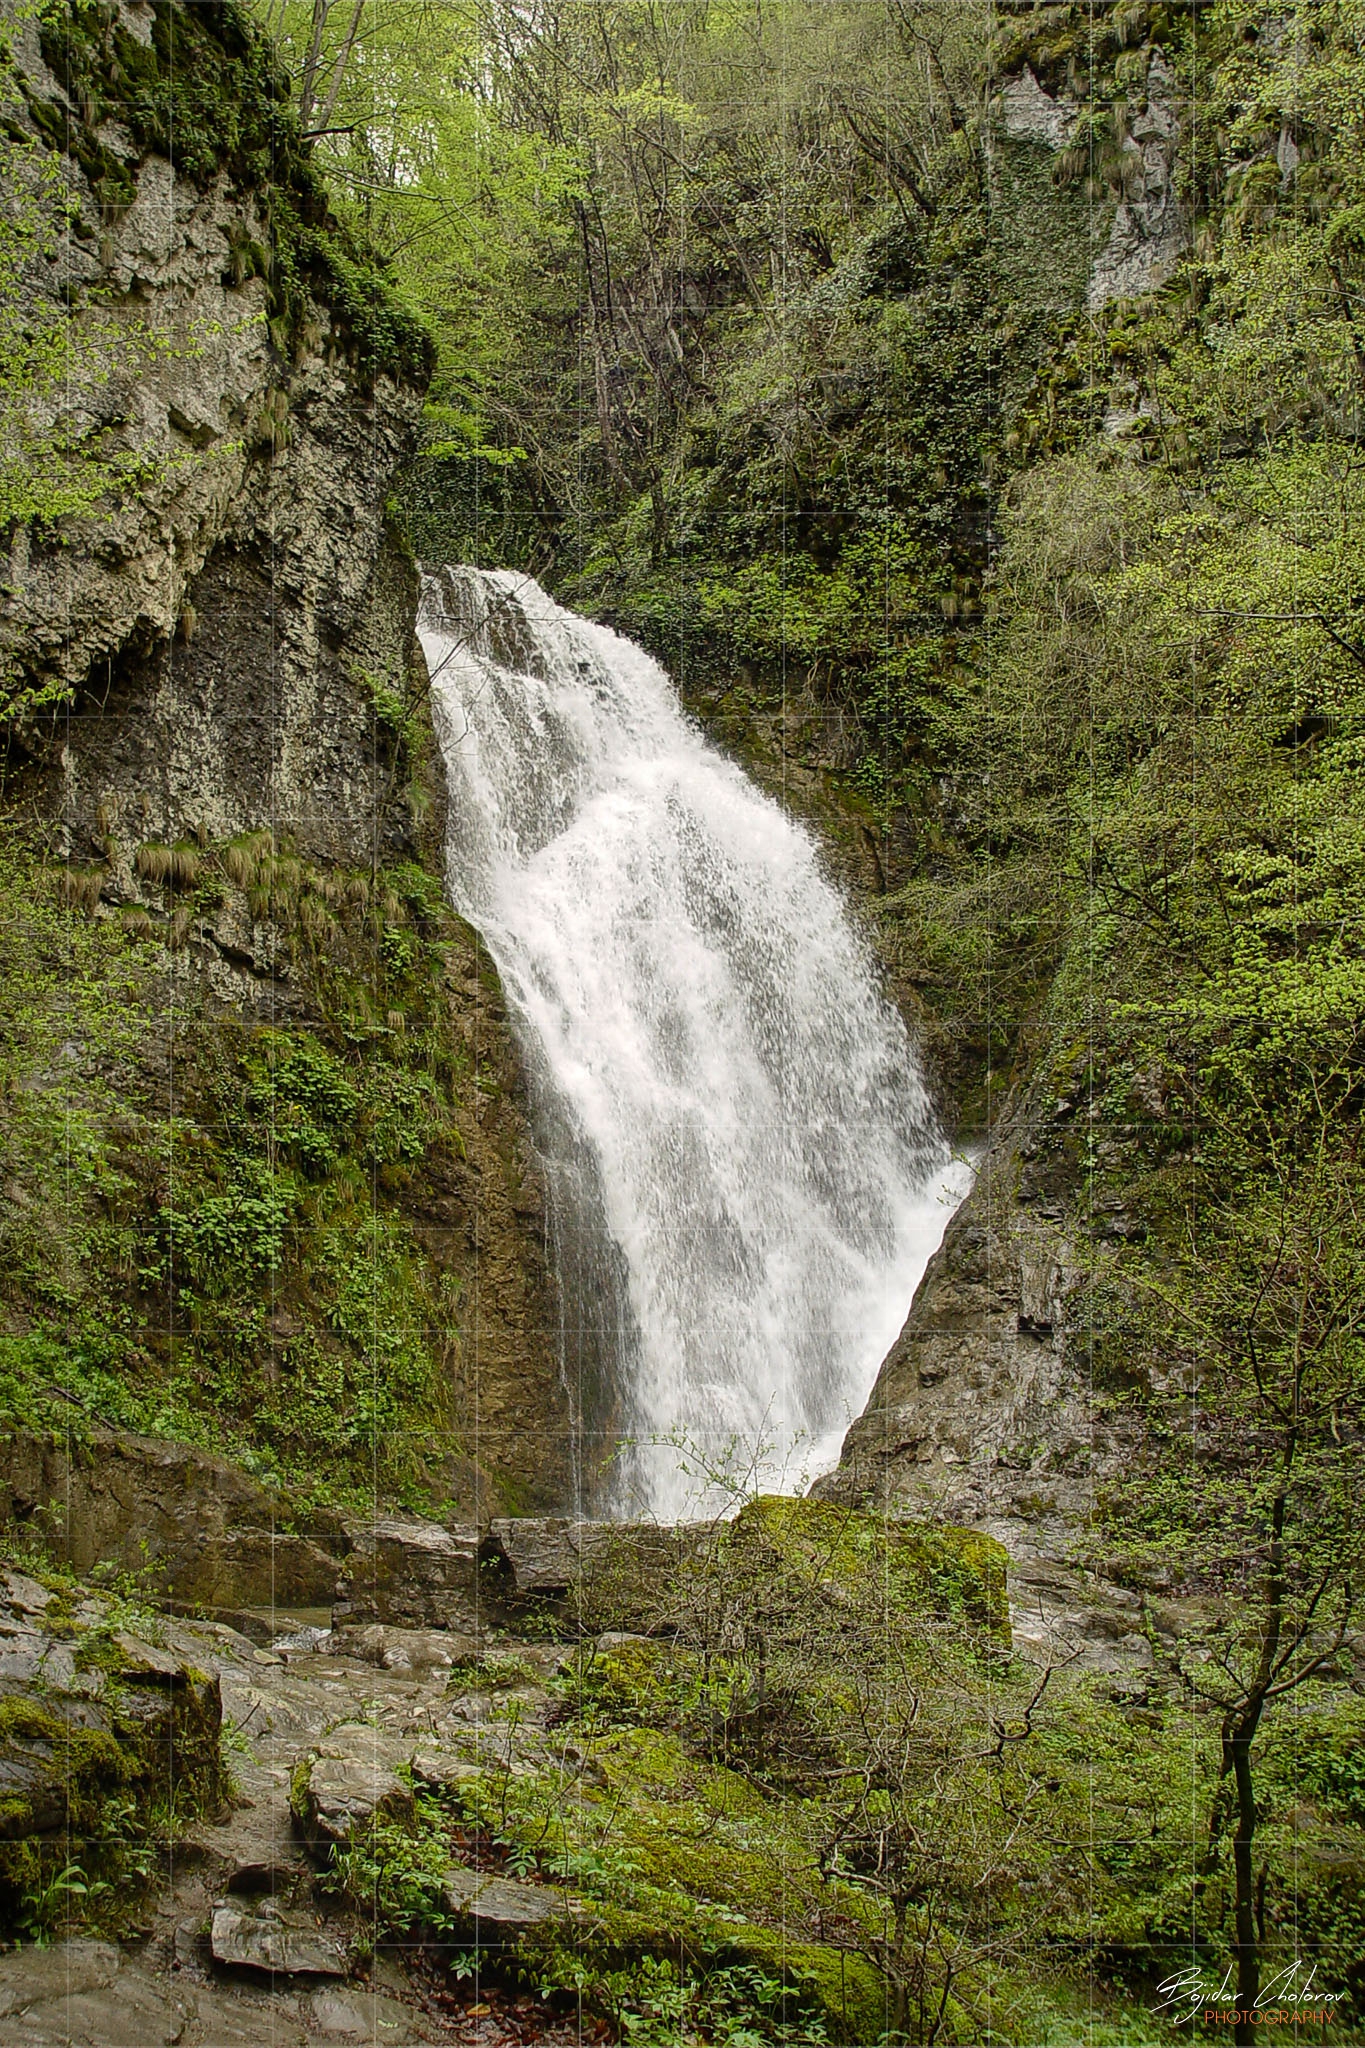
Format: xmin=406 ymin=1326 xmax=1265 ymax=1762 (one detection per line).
xmin=0 ymin=1940 xmax=122 ymax=2017
xmin=183 ymin=1991 xmax=309 ymax=2047
xmin=441 ymin=1866 xmax=567 ymax=1934
xmin=330 ymin=1622 xmax=479 ymax=1673
xmin=338 ymin=1516 xmax=483 ymax=1630
xmin=293 ymin=1727 xmax=416 ymax=1852
xmin=0 ymin=1426 xmax=347 ymax=1610
xmin=410 ymin=1749 xmax=484 ymax=1792
xmin=996 ymin=67 xmax=1077 ymax=149
xmin=485 ymin=1517 xmax=714 ymax=1631
xmin=819 ymin=1085 xmax=1168 ymax=1667
xmin=306 ymin=1987 xmax=436 ymax=2042
xmin=0 ymin=1570 xmax=52 ymax=1615
xmin=210 ymin=1901 xmax=348 ymax=1978
xmin=0 ymin=1938 xmax=192 ymax=2047
xmin=1088 ymin=47 xmax=1187 ymax=308
xmin=111 ymin=1631 xmax=183 ymax=1681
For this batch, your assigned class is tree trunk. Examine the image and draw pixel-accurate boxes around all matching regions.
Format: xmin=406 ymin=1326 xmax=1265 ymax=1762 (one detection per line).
xmin=1230 ymin=1723 xmax=1260 ymax=2046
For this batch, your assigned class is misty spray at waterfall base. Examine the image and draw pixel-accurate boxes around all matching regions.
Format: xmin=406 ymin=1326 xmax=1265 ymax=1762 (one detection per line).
xmin=419 ymin=567 xmax=968 ymax=1518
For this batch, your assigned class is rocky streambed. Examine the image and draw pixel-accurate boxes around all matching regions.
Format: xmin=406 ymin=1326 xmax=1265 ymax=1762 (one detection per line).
xmin=0 ymin=1564 xmax=601 ymax=2046
xmin=0 ymin=1481 xmax=1212 ymax=2048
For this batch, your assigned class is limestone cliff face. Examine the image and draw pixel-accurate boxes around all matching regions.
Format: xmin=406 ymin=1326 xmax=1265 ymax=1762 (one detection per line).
xmin=819 ymin=1088 xmax=1123 ymax=1544
xmin=0 ymin=0 xmax=570 ymax=1520
xmin=994 ymin=41 xmax=1188 ymax=313
xmin=4 ymin=0 xmax=418 ymax=869
xmin=822 ymin=31 xmax=1192 ymax=1574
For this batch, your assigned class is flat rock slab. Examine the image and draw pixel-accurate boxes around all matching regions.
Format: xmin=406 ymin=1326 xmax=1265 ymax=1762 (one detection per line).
xmin=0 ymin=1569 xmax=51 ymax=1614
xmin=330 ymin=1622 xmax=479 ymax=1673
xmin=306 ymin=1985 xmax=437 ymax=2041
xmin=294 ymin=1725 xmax=417 ymax=1851
xmin=210 ymin=1901 xmax=349 ymax=1977
xmin=111 ymin=1631 xmax=184 ymax=1680
xmin=441 ymin=1866 xmax=567 ymax=1934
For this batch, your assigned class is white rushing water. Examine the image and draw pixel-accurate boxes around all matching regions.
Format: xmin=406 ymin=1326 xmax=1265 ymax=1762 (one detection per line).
xmin=418 ymin=567 xmax=970 ymax=1518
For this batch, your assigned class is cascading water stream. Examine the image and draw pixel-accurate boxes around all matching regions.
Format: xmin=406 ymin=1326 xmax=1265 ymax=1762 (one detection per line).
xmin=418 ymin=567 xmax=970 ymax=1518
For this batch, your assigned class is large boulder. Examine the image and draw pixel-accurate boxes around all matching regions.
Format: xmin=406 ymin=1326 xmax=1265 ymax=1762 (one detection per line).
xmin=482 ymin=1517 xmax=715 ymax=1633
xmin=335 ymin=1516 xmax=482 ymax=1631
xmin=329 ymin=1623 xmax=478 ymax=1673
xmin=0 ymin=1426 xmax=347 ymax=1611
xmin=291 ymin=1725 xmax=415 ymax=1854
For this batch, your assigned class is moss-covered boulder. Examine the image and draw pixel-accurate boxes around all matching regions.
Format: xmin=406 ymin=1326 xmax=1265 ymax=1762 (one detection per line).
xmin=711 ymin=1494 xmax=1010 ymax=1640
xmin=0 ymin=1565 xmax=223 ymax=1936
xmin=486 ymin=1495 xmax=1010 ymax=1647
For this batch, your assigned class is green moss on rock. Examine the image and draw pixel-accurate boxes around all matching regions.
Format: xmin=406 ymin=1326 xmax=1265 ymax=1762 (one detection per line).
xmin=34 ymin=0 xmax=432 ymax=384
xmin=0 ymin=1588 xmax=223 ymax=1938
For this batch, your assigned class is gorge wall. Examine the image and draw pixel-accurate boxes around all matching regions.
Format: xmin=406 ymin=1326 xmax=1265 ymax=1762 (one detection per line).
xmin=0 ymin=0 xmax=570 ymax=1526
xmin=0 ymin=0 xmax=1207 ymax=1584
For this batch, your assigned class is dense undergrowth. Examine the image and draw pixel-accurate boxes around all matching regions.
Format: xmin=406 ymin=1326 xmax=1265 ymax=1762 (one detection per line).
xmin=316 ymin=1497 xmax=1363 ymax=2042
xmin=0 ymin=812 xmax=510 ymax=1515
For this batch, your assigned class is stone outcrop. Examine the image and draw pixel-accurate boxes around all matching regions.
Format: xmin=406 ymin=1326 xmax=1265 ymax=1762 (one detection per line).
xmin=336 ymin=1515 xmax=483 ymax=1632
xmin=481 ymin=1515 xmax=717 ymax=1633
xmin=992 ymin=44 xmax=1187 ymax=312
xmin=0 ymin=1567 xmax=224 ymax=1906
xmin=0 ymin=0 xmax=573 ymax=1522
xmin=819 ymin=1084 xmax=1156 ymax=1657
xmin=441 ymin=1866 xmax=568 ymax=1937
xmin=328 ymin=1622 xmax=478 ymax=1673
xmin=0 ymin=1424 xmax=347 ymax=1609
xmin=1087 ymin=47 xmax=1187 ymax=309
xmin=996 ymin=65 xmax=1078 ymax=149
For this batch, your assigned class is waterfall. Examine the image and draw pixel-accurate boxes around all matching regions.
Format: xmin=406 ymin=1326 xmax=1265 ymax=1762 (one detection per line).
xmin=418 ymin=566 xmax=969 ymax=1519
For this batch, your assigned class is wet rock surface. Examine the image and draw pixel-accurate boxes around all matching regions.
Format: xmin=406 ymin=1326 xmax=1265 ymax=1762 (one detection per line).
xmin=330 ymin=1623 xmax=481 ymax=1672
xmin=307 ymin=1985 xmax=439 ymax=2042
xmin=0 ymin=1587 xmax=596 ymax=2044
xmin=821 ymin=1087 xmax=1187 ymax=1667
xmin=0 ymin=1568 xmax=224 ymax=1863
xmin=209 ymin=1900 xmax=349 ymax=1978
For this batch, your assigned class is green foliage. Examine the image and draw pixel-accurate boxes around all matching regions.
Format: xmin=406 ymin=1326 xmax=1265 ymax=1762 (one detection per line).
xmin=323 ymin=1793 xmax=460 ymax=1938
xmin=31 ymin=0 xmax=430 ymax=383
xmin=0 ymin=823 xmax=484 ymax=1506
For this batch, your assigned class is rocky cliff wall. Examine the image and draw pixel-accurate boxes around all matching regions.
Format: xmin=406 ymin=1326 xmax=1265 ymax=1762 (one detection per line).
xmin=0 ymin=0 xmax=571 ymax=1523
xmin=820 ymin=17 xmax=1194 ymax=1629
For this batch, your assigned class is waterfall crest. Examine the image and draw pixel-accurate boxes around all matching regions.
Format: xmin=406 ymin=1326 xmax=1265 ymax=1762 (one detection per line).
xmin=418 ymin=566 xmax=966 ymax=1517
